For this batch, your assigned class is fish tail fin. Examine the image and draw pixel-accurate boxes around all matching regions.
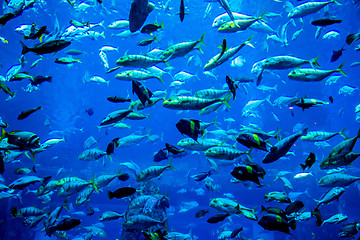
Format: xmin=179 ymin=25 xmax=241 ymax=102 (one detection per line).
xmin=244 ymin=34 xmax=255 ymax=48
xmin=29 ymin=150 xmax=36 ymax=163
xmin=20 ymin=41 xmax=30 ymax=55
xmin=160 ymin=21 xmax=165 ymax=29
xmin=289 ymin=219 xmax=297 ymax=230
xmin=273 ymin=84 xmax=278 ymax=92
xmin=199 ymin=32 xmax=206 ymax=46
xmin=162 ymin=217 xmax=170 ymax=228
xmin=336 ymin=62 xmax=347 ymax=76
xmin=157 ymin=72 xmax=165 ymax=84
xmin=32 ymin=165 xmax=36 ymax=173
xmin=0 ymin=128 xmax=7 ymax=141
xmin=261 ymin=205 xmax=266 ymax=212
xmin=220 ymin=94 xmax=231 ymax=109
xmin=168 ymin=158 xmax=175 ymax=170
xmin=300 ymin=163 xmax=307 ymax=171
xmin=258 ymin=11 xmax=268 ymax=22
xmin=107 ymin=191 xmax=113 ymax=200
xmin=38 ymin=35 xmax=43 ymax=43
xmin=346 ymin=33 xmax=358 ymax=45
xmin=311 ymin=55 xmax=321 ymax=68
xmin=99 ymin=20 xmax=105 ymax=29
xmin=265 ymin=95 xmax=272 ymax=105
xmin=16 ymin=191 xmax=23 ymax=204
xmin=89 ymin=176 xmax=99 ymax=192
xmin=11 ymin=207 xmax=18 ymax=217
xmin=273 ymin=175 xmax=279 ymax=182
xmin=333 ymin=0 xmax=342 ymax=5
xmin=211 ymin=115 xmax=218 ymax=128
xmin=339 ymin=128 xmax=347 ymax=138
xmin=63 ymin=196 xmax=70 ymax=211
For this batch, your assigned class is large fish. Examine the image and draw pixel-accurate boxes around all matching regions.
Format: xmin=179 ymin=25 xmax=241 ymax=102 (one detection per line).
xmin=20 ymin=39 xmax=71 ymax=55
xmin=262 ymin=127 xmax=308 ymax=164
xmin=129 ymin=0 xmax=154 ymax=32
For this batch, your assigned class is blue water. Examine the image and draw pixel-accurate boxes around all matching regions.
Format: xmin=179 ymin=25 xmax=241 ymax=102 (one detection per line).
xmin=1 ymin=0 xmax=360 ymax=239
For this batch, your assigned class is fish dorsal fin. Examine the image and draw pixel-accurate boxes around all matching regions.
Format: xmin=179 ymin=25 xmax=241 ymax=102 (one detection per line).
xmin=217 ymin=39 xmax=227 ymax=61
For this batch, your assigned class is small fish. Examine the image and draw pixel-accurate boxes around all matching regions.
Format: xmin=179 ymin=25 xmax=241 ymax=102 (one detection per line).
xmin=207 ymin=212 xmax=231 ymax=223
xmin=107 ymin=96 xmax=131 ymax=103
xmin=85 ymin=108 xmax=94 ymax=116
xmin=331 ymin=47 xmax=345 ymax=62
xmin=300 ymin=152 xmax=316 ymax=171
xmin=311 ymin=208 xmax=323 ymax=226
xmin=311 ymin=19 xmax=342 ymax=27
xmin=192 ymin=171 xmax=212 ymax=181
xmin=323 ymin=30 xmax=340 ymax=39
xmin=108 ymin=187 xmax=136 ymax=199
xmin=137 ymin=36 xmax=157 ymax=46
xmin=195 ymin=209 xmax=209 ymax=218
xmin=17 ymin=106 xmax=41 ymax=120
xmin=141 ymin=22 xmax=164 ymax=34
xmin=179 ymin=0 xmax=185 ymax=22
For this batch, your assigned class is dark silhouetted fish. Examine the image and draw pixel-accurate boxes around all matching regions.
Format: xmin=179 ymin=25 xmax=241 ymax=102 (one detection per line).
xmin=129 ymin=0 xmax=154 ymax=32
xmin=20 ymin=39 xmax=71 ymax=55
xmin=331 ymin=47 xmax=345 ymax=62
xmin=285 ymin=200 xmax=304 ymax=215
xmin=226 ymin=75 xmax=238 ymax=100
xmin=300 ymin=152 xmax=316 ymax=171
xmin=195 ymin=209 xmax=209 ymax=218
xmin=85 ymin=108 xmax=94 ymax=116
xmin=207 ymin=212 xmax=231 ymax=223
xmin=176 ymin=118 xmax=204 ymax=141
xmin=154 ymin=149 xmax=168 ymax=162
xmin=108 ymin=187 xmax=136 ymax=199
xmin=132 ymin=80 xmax=153 ymax=106
xmin=46 ymin=218 xmax=81 ymax=236
xmin=17 ymin=106 xmax=41 ymax=120
xmin=30 ymin=75 xmax=52 ymax=86
xmin=311 ymin=18 xmax=342 ymax=27
xmin=180 ymin=0 xmax=185 ymax=22
xmin=107 ymin=96 xmax=131 ymax=103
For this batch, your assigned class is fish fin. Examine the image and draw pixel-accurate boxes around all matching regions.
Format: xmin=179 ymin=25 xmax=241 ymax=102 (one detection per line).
xmin=258 ymin=11 xmax=268 ymax=22
xmin=333 ymin=0 xmax=342 ymax=5
xmin=336 ymin=62 xmax=347 ymax=76
xmin=63 ymin=196 xmax=70 ymax=211
xmin=198 ymin=32 xmax=206 ymax=46
xmin=346 ymin=33 xmax=358 ymax=45
xmin=311 ymin=55 xmax=321 ymax=68
xmin=168 ymin=158 xmax=175 ymax=170
xmin=289 ymin=219 xmax=296 ymax=230
xmin=29 ymin=150 xmax=35 ymax=163
xmin=339 ymin=128 xmax=347 ymax=138
xmin=107 ymin=191 xmax=113 ymax=200
xmin=20 ymin=41 xmax=30 ymax=55
xmin=0 ymin=128 xmax=7 ymax=141
xmin=300 ymin=163 xmax=307 ymax=171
